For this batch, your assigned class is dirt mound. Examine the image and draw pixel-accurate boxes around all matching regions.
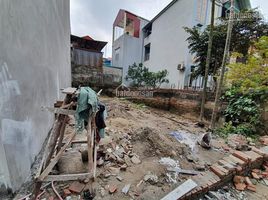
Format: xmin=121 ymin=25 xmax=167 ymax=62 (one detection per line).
xmin=131 ymin=127 xmax=188 ymax=157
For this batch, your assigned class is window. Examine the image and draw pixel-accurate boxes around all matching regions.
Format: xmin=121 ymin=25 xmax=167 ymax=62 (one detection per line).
xmin=115 ymin=48 xmax=120 ymax=61
xmin=144 ymin=43 xmax=151 ymax=61
xmin=144 ymin=23 xmax=152 ymax=38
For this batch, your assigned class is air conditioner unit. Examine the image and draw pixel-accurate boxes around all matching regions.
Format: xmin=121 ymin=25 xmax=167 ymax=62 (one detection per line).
xmin=177 ymin=63 xmax=185 ymax=71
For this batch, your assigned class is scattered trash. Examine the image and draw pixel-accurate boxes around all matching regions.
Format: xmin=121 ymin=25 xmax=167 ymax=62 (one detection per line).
xmin=169 ymin=131 xmax=198 ymax=152
xmin=159 ymin=157 xmax=179 ymax=168
xmin=143 ymin=172 xmax=158 ymax=184
xmin=122 ymin=184 xmax=131 ymax=194
xmin=199 ymin=132 xmax=212 ymax=149
xmin=116 ymin=176 xmax=123 ymax=182
xmin=166 ymin=172 xmax=179 ymax=184
xmin=131 ymin=155 xmax=141 ymax=164
xmin=159 ymin=157 xmax=180 ymax=183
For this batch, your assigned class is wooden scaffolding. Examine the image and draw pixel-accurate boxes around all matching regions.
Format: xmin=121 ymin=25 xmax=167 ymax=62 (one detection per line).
xmin=34 ymin=87 xmax=97 ymax=198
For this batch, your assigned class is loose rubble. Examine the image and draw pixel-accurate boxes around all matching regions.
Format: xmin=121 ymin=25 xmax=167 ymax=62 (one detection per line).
xmin=14 ymin=97 xmax=268 ymax=200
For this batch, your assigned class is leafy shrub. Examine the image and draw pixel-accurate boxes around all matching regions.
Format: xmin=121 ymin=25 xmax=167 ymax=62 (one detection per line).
xmin=125 ymin=63 xmax=169 ymax=88
xmin=217 ymin=37 xmax=268 ymax=137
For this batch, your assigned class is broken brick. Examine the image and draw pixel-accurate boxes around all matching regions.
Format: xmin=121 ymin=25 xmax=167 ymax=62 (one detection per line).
xmin=246 ymin=151 xmax=263 ymax=162
xmin=218 ymin=160 xmax=235 ymax=171
xmin=233 ymin=151 xmax=250 ymax=162
xmin=247 ymin=184 xmax=257 ymax=192
xmin=251 ymin=146 xmax=268 ymax=158
xmin=252 ymin=169 xmax=261 ymax=173
xmin=245 ymin=177 xmax=253 ymax=186
xmin=109 ymin=185 xmax=117 ymax=194
xmin=236 ymin=166 xmax=243 ymax=173
xmin=210 ymin=165 xmax=227 ymax=178
xmin=69 ymin=181 xmax=85 ymax=193
xmin=262 ymin=172 xmax=268 ymax=178
xmin=263 ymin=165 xmax=268 ymax=172
xmin=252 ymin=172 xmax=260 ymax=180
xmin=229 ymin=155 xmax=245 ymax=166
xmin=233 ymin=176 xmax=245 ymax=184
xmin=263 ymin=161 xmax=268 ymax=166
xmin=235 ymin=183 xmax=247 ymax=191
xmin=63 ymin=189 xmax=72 ymax=196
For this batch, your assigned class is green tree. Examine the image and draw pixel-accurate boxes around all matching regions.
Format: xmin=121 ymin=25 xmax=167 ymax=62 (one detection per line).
xmin=218 ymin=36 xmax=268 ymax=136
xmin=184 ymin=9 xmax=268 ymax=79
xmin=227 ymin=36 xmax=268 ymax=93
xmin=125 ymin=63 xmax=145 ymax=87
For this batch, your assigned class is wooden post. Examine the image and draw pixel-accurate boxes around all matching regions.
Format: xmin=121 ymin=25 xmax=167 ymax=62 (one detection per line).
xmin=86 ymin=112 xmax=97 ymax=193
xmin=211 ymin=0 xmax=235 ymax=129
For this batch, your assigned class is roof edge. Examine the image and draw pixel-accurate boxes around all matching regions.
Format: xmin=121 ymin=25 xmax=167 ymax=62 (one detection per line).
xmin=143 ymin=0 xmax=179 ymax=29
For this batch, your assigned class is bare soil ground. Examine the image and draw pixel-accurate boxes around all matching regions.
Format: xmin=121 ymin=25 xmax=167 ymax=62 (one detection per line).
xmin=14 ymin=96 xmax=268 ymax=200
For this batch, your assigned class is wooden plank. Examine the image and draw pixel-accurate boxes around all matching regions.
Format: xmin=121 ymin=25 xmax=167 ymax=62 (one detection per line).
xmin=87 ymin=117 xmax=94 ymax=174
xmin=93 ymin=130 xmax=97 ymax=179
xmin=43 ymin=94 xmax=71 ymax=168
xmin=38 ymin=132 xmax=76 ymax=181
xmin=35 ymin=124 xmax=56 ymax=179
xmin=44 ymin=118 xmax=64 ymax=168
xmin=161 ymin=179 xmax=197 ymax=200
xmin=46 ymin=107 xmax=76 ymax=115
xmin=43 ymin=173 xmax=93 ymax=182
xmin=56 ymin=116 xmax=68 ymax=153
xmin=62 ymin=87 xmax=77 ymax=94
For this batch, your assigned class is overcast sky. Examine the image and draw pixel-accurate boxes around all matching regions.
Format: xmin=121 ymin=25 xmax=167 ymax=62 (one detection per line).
xmin=70 ymin=0 xmax=268 ymax=58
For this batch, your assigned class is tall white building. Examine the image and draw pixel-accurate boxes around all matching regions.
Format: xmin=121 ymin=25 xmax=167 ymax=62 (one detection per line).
xmin=112 ymin=0 xmax=251 ymax=89
xmin=112 ymin=9 xmax=149 ymax=84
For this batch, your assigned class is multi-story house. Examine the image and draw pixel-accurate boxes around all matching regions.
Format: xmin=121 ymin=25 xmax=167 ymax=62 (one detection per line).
xmin=112 ymin=9 xmax=149 ymax=84
xmin=112 ymin=0 xmax=251 ymax=89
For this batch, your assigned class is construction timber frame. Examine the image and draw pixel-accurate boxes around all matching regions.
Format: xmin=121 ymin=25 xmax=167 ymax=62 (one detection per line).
xmin=33 ymin=87 xmax=97 ymax=199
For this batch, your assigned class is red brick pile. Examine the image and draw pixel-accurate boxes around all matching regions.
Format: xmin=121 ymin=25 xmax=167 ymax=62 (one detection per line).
xmin=181 ymin=146 xmax=268 ymax=199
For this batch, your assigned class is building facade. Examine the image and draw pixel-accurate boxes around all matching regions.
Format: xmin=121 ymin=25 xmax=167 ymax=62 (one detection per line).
xmin=71 ymin=35 xmax=107 ymax=87
xmin=112 ymin=9 xmax=149 ymax=84
xmin=112 ymin=0 xmax=251 ymax=89
xmin=0 ymin=0 xmax=71 ymax=192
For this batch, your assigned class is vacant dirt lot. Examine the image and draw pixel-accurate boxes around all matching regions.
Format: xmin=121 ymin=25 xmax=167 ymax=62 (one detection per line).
xmin=14 ymin=96 xmax=268 ymax=200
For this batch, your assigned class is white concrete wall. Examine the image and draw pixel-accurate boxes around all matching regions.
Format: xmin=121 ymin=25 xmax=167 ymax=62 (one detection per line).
xmin=143 ymin=0 xmax=195 ymax=89
xmin=0 ymin=0 xmax=70 ymax=192
xmin=112 ymin=18 xmax=148 ymax=85
xmin=143 ymin=0 xmax=223 ymax=89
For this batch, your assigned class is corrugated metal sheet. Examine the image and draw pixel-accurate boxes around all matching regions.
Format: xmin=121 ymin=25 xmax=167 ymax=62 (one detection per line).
xmin=72 ymin=48 xmax=103 ymax=67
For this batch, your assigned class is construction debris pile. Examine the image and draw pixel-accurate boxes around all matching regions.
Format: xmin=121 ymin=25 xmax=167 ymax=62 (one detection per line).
xmin=15 ymin=95 xmax=268 ymax=200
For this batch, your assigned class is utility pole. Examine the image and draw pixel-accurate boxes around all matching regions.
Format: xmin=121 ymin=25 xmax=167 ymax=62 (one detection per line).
xmin=210 ymin=0 xmax=235 ymax=129
xmin=199 ymin=0 xmax=216 ymax=121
